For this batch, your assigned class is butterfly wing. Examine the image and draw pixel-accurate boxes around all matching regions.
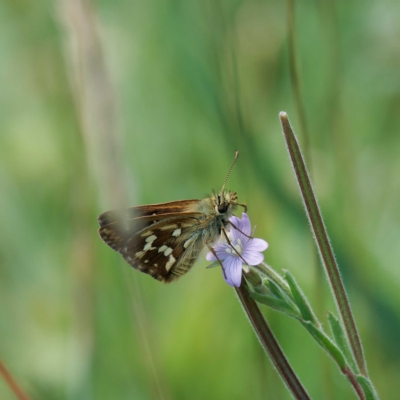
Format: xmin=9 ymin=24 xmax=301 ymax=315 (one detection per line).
xmin=98 ymin=208 xmax=215 ymax=282
xmin=98 ymin=200 xmax=200 ymax=227
xmin=126 ymin=215 xmax=208 ymax=282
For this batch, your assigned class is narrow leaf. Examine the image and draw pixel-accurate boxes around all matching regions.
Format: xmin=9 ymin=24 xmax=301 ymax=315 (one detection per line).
xmin=302 ymin=321 xmax=347 ymax=370
xmin=250 ymin=291 xmax=300 ymax=319
xmin=328 ymin=312 xmax=358 ymax=373
xmin=284 ymin=270 xmax=318 ymax=325
xmin=356 ymin=375 xmax=380 ymax=400
xmin=254 ymin=263 xmax=292 ymax=297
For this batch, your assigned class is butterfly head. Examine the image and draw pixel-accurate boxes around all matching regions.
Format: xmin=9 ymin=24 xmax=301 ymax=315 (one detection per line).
xmin=214 ymin=190 xmax=238 ymax=215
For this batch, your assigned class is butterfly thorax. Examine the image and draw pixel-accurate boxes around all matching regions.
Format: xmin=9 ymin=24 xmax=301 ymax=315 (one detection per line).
xmin=186 ymin=190 xmax=238 ymax=237
xmin=190 ymin=189 xmax=237 ymax=216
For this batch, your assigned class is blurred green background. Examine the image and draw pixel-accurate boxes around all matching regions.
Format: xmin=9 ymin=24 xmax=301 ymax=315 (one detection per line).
xmin=1 ymin=0 xmax=400 ymax=399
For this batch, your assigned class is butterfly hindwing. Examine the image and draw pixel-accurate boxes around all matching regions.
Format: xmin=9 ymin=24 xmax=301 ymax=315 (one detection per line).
xmin=98 ymin=212 xmax=206 ymax=282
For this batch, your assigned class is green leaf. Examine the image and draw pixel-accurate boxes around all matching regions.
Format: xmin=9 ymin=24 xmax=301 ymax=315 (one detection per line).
xmin=244 ymin=268 xmax=263 ymax=287
xmin=252 ymin=264 xmax=292 ymax=297
xmin=266 ymin=279 xmax=298 ymax=310
xmin=356 ymin=375 xmax=380 ymax=400
xmin=250 ymin=291 xmax=300 ymax=319
xmin=206 ymin=261 xmax=221 ymax=269
xmin=302 ymin=321 xmax=346 ymax=370
xmin=284 ymin=270 xmax=318 ymax=325
xmin=328 ymin=312 xmax=358 ymax=373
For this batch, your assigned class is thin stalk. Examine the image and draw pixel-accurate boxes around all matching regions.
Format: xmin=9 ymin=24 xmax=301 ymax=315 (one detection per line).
xmin=235 ymin=280 xmax=310 ymax=400
xmin=0 ymin=359 xmax=31 ymax=400
xmin=344 ymin=367 xmax=366 ymax=400
xmin=279 ymin=112 xmax=367 ymax=376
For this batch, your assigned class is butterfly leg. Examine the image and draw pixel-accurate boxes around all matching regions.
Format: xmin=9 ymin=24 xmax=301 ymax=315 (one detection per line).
xmin=220 ymin=226 xmax=250 ymax=269
xmin=237 ymin=203 xmax=247 ymax=212
xmin=206 ymin=241 xmax=229 ymax=280
xmin=228 ymin=220 xmax=253 ymax=239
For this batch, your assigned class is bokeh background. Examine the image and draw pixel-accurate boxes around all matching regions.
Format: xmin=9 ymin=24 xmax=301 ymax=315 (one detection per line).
xmin=1 ymin=0 xmax=400 ymax=399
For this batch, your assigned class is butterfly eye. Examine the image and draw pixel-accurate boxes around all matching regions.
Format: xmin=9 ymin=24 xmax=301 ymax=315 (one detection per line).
xmin=218 ymin=203 xmax=228 ymax=214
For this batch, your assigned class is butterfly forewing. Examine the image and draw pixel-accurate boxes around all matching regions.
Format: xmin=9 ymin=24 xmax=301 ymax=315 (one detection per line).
xmin=98 ymin=199 xmax=200 ymax=227
xmin=98 ymin=205 xmax=209 ymax=282
xmin=98 ymin=192 xmax=239 ymax=283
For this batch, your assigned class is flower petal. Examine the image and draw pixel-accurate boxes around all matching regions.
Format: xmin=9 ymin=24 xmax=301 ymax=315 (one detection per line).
xmin=241 ymin=250 xmax=264 ymax=266
xmin=207 ymin=242 xmax=234 ymax=262
xmin=228 ymin=215 xmax=241 ymax=241
xmin=229 ymin=213 xmax=252 ymax=243
xmin=206 ymin=252 xmax=216 ymax=262
xmin=214 ymin=245 xmax=233 ymax=261
xmin=245 ymin=238 xmax=268 ymax=253
xmin=239 ymin=213 xmax=252 ymax=236
xmin=223 ymin=257 xmax=243 ymax=287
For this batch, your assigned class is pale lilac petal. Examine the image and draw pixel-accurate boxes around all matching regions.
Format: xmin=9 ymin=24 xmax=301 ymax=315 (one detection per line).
xmin=239 ymin=213 xmax=252 ymax=236
xmin=241 ymin=250 xmax=264 ymax=266
xmin=214 ymin=245 xmax=232 ymax=261
xmin=228 ymin=215 xmax=242 ymax=241
xmin=236 ymin=213 xmax=252 ymax=235
xmin=206 ymin=212 xmax=269 ymax=287
xmin=245 ymin=238 xmax=268 ymax=253
xmin=229 ymin=213 xmax=252 ymax=243
xmin=206 ymin=252 xmax=216 ymax=262
xmin=207 ymin=243 xmax=233 ymax=262
xmin=223 ymin=257 xmax=243 ymax=287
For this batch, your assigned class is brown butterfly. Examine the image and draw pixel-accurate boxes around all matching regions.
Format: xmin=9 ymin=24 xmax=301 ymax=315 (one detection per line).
xmin=97 ymin=151 xmax=246 ymax=283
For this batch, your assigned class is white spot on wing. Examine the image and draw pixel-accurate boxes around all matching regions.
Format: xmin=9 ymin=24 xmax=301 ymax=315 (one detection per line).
xmin=183 ymin=236 xmax=196 ymax=249
xmin=158 ymin=245 xmax=167 ymax=253
xmin=144 ymin=243 xmax=155 ymax=251
xmin=164 ymin=247 xmax=173 ymax=256
xmin=165 ymin=255 xmax=176 ymax=271
xmin=145 ymin=235 xmax=157 ymax=243
xmin=143 ymin=234 xmax=157 ymax=251
xmin=172 ymin=228 xmax=181 ymax=237
xmin=160 ymin=224 xmax=178 ymax=231
xmin=141 ymin=230 xmax=154 ymax=238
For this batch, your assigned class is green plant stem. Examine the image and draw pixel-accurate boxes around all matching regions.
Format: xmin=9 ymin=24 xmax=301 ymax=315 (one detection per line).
xmin=344 ymin=367 xmax=366 ymax=400
xmin=235 ymin=280 xmax=310 ymax=400
xmin=279 ymin=112 xmax=367 ymax=376
xmin=0 ymin=359 xmax=31 ymax=400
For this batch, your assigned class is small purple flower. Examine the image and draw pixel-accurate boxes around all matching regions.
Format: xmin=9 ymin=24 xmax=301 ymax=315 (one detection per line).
xmin=206 ymin=213 xmax=268 ymax=287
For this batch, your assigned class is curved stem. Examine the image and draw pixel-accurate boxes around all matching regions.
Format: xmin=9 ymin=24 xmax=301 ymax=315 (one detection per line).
xmin=343 ymin=367 xmax=366 ymax=400
xmin=235 ymin=280 xmax=310 ymax=400
xmin=0 ymin=359 xmax=31 ymax=400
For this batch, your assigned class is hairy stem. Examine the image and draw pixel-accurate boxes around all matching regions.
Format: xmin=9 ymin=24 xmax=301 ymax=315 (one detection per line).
xmin=279 ymin=112 xmax=367 ymax=376
xmin=235 ymin=280 xmax=310 ymax=400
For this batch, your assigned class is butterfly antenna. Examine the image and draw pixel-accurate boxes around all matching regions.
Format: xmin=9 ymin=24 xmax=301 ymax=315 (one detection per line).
xmin=220 ymin=150 xmax=239 ymax=194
